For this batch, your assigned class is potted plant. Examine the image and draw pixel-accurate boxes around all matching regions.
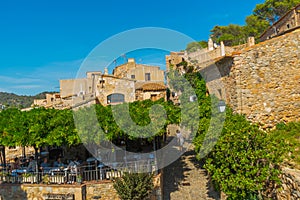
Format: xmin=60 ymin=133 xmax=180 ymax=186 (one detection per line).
xmin=76 ymin=175 xmax=82 ymax=184
xmin=22 ymin=173 xmax=37 ymax=184
xmin=0 ymin=172 xmax=8 ymax=183
xmin=42 ymin=174 xmax=50 ymax=184
xmin=22 ymin=173 xmax=31 ymax=183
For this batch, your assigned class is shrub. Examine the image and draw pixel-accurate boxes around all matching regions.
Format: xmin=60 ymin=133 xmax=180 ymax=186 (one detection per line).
xmin=196 ymin=110 xmax=288 ymax=199
xmin=113 ymin=172 xmax=154 ymax=200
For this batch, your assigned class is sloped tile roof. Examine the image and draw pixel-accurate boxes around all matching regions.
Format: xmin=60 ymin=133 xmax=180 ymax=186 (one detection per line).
xmin=136 ymin=83 xmax=166 ymax=91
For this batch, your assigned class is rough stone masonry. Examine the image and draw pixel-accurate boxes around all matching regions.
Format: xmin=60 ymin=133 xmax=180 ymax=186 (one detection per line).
xmin=230 ymin=29 xmax=300 ymax=128
xmin=200 ymin=29 xmax=300 ymax=129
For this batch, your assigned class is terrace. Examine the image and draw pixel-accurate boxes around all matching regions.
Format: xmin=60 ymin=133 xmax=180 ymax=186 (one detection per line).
xmin=0 ymin=155 xmax=157 ymax=185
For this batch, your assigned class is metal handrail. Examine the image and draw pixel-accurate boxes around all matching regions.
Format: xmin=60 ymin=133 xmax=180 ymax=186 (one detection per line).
xmin=0 ymin=161 xmax=156 ymax=184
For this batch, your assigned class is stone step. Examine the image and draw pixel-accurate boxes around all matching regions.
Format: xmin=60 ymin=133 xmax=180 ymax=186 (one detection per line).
xmin=163 ymin=149 xmax=220 ymax=200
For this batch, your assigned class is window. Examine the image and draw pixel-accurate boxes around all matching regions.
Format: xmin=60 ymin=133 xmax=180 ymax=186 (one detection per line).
xmin=107 ymin=93 xmax=125 ymax=104
xmin=145 ymin=73 xmax=151 ymax=81
xmin=131 ymin=74 xmax=135 ymax=79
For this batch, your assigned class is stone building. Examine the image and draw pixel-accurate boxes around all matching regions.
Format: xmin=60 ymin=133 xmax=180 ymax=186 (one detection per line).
xmin=260 ymin=3 xmax=300 ymax=41
xmin=33 ymin=59 xmax=166 ymax=109
xmin=135 ymin=82 xmax=166 ymax=101
xmin=113 ymin=58 xmax=165 ymax=85
xmin=165 ymin=38 xmax=254 ymax=104
xmin=33 ymin=93 xmax=65 ymax=109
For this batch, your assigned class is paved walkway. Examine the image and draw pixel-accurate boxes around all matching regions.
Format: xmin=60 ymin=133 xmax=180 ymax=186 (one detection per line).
xmin=163 ymin=148 xmax=220 ymax=200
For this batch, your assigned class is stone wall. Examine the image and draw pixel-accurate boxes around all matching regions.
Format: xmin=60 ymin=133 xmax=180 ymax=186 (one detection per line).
xmin=85 ymin=182 xmax=119 ymax=200
xmin=257 ymin=167 xmax=300 ymax=200
xmin=85 ymin=174 xmax=162 ymax=200
xmin=275 ymin=167 xmax=300 ymax=200
xmin=0 ymin=173 xmax=162 ymax=200
xmin=96 ymin=75 xmax=136 ymax=106
xmin=199 ymin=56 xmax=233 ymax=100
xmin=183 ymin=29 xmax=300 ymax=128
xmin=5 ymin=146 xmax=35 ymax=162
xmin=0 ymin=184 xmax=84 ymax=200
xmin=167 ymin=30 xmax=300 ymax=128
xmin=230 ymin=29 xmax=300 ymax=128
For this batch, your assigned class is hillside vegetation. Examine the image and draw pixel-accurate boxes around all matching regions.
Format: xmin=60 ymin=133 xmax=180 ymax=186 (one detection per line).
xmin=0 ymin=92 xmax=54 ymax=108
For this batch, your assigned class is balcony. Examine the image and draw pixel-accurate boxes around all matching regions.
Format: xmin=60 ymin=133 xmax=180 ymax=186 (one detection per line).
xmin=0 ymin=159 xmax=157 ymax=185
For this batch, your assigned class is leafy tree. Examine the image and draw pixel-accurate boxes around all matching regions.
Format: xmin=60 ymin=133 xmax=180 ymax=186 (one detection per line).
xmin=209 ymin=0 xmax=300 ymax=45
xmin=210 ymin=25 xmax=246 ymax=46
xmin=0 ymin=108 xmax=24 ymax=147
xmin=253 ymin=0 xmax=300 ymax=24
xmin=0 ymin=107 xmax=81 ymax=157
xmin=46 ymin=108 xmax=80 ymax=146
xmin=186 ymin=40 xmax=208 ymax=52
xmin=198 ymin=40 xmax=208 ymax=48
xmin=244 ymin=15 xmax=270 ymax=40
xmin=74 ymin=98 xmax=181 ymax=151
xmin=113 ymin=172 xmax=154 ymax=200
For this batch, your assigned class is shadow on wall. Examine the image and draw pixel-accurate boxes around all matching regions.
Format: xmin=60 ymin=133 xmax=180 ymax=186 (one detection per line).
xmin=162 ymin=142 xmax=185 ymax=200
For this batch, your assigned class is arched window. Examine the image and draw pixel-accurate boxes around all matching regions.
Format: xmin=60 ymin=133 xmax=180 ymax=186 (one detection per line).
xmin=107 ymin=93 xmax=125 ymax=104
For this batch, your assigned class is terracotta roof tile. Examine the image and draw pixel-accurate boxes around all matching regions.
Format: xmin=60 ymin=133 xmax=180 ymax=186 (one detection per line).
xmin=137 ymin=83 xmax=166 ymax=91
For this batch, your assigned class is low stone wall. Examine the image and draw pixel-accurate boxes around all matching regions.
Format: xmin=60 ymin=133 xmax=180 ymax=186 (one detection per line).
xmin=0 ymin=184 xmax=84 ymax=200
xmin=86 ymin=181 xmax=119 ymax=200
xmin=276 ymin=167 xmax=300 ymax=200
xmin=0 ymin=173 xmax=162 ymax=200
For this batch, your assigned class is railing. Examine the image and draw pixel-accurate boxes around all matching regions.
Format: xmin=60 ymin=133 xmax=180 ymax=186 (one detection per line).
xmin=0 ymin=160 xmax=157 ymax=185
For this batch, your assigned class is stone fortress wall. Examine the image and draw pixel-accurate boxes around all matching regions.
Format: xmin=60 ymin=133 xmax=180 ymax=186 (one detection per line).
xmin=168 ymin=29 xmax=300 ymax=129
xmin=165 ymin=28 xmax=300 ymax=199
xmin=228 ymin=29 xmax=300 ymax=128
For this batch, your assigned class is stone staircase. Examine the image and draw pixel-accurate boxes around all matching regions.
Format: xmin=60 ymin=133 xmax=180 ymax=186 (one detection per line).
xmin=163 ymin=149 xmax=220 ymax=200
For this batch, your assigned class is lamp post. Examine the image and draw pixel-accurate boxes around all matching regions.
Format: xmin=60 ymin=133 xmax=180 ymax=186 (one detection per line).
xmin=189 ymin=95 xmax=197 ymax=102
xmin=218 ymin=100 xmax=226 ymax=113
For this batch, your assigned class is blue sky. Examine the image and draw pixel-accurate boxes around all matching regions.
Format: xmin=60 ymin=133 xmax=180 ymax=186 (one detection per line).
xmin=0 ymin=0 xmax=264 ymax=95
